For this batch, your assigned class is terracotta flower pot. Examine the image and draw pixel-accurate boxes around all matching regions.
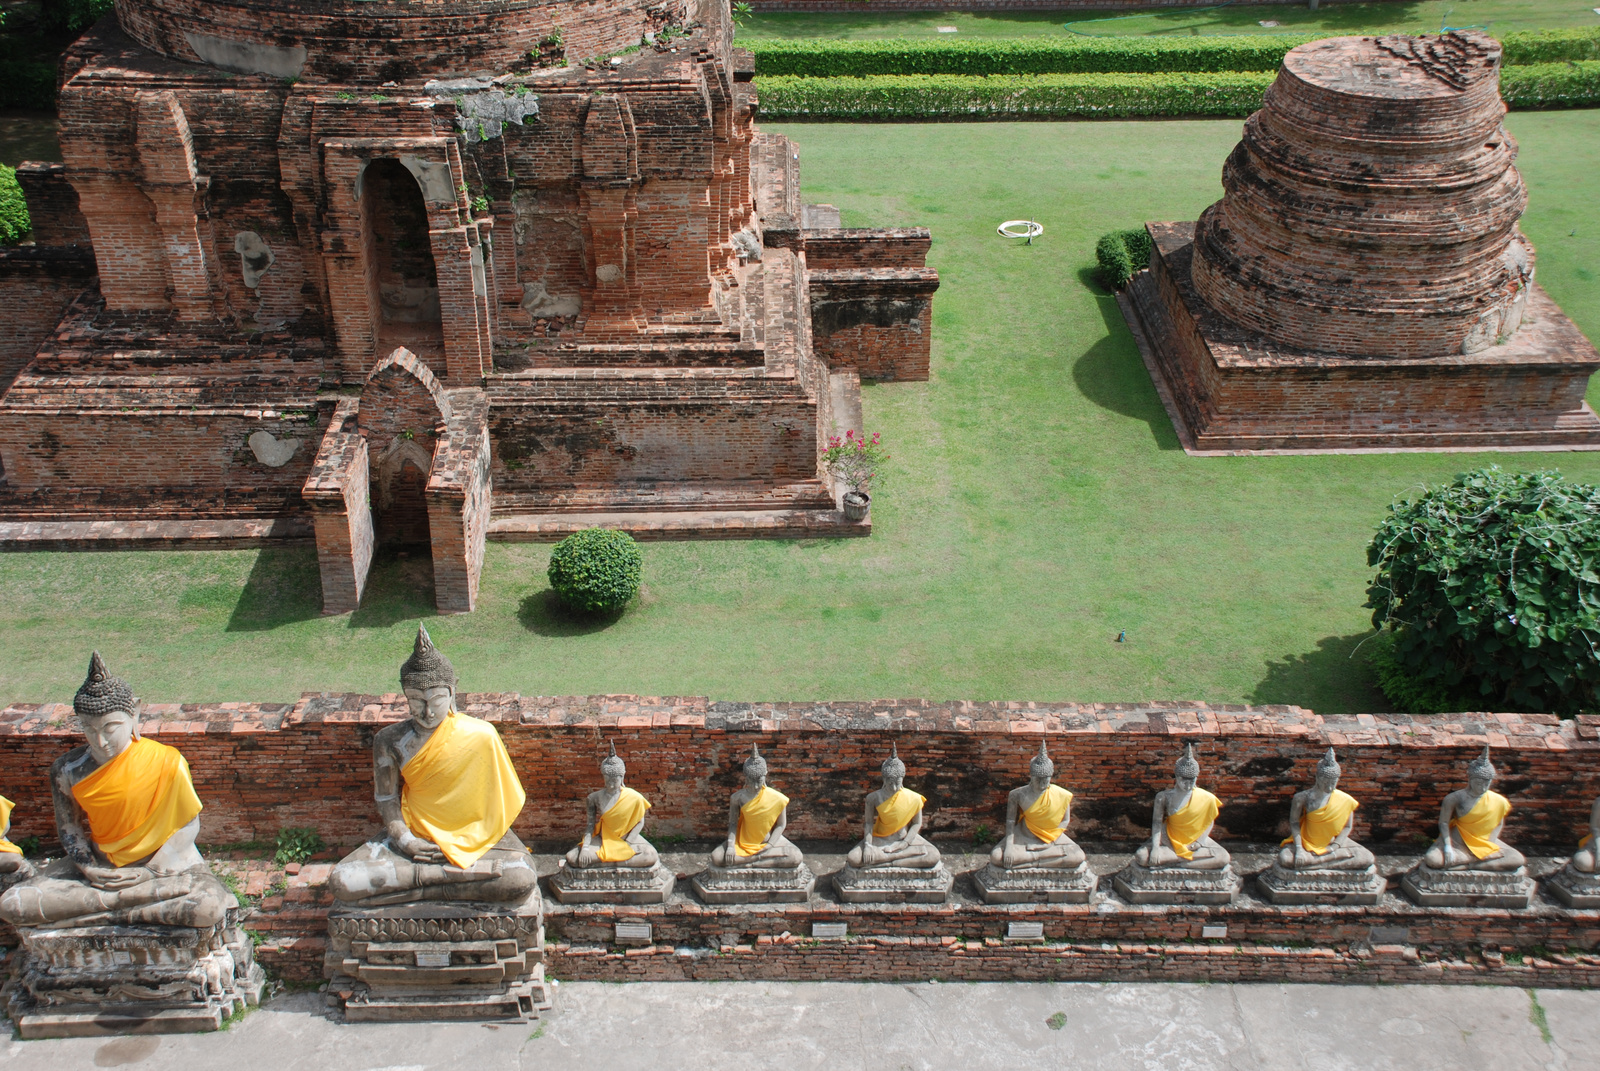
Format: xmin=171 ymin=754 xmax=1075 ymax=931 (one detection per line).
xmin=842 ymin=491 xmax=870 ymax=522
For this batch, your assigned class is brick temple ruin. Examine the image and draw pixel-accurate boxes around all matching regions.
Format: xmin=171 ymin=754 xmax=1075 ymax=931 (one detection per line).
xmin=0 ymin=0 xmax=937 ymax=612
xmin=1124 ymin=31 xmax=1600 ymax=454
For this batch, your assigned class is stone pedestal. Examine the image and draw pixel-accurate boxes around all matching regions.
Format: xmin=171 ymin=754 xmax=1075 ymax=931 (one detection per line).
xmin=547 ymin=862 xmax=675 ymax=905
xmin=1400 ymin=864 xmax=1534 ymax=908
xmin=971 ymin=861 xmax=1097 ymax=905
xmin=324 ymin=890 xmax=549 ymax=1022
xmin=691 ymin=863 xmax=816 ymax=905
xmin=5 ymin=914 xmax=265 ymax=1039
xmin=832 ymin=864 xmax=953 ymax=904
xmin=1540 ymin=864 xmax=1600 ymax=909
xmin=1255 ymin=863 xmax=1386 ymax=905
xmin=1112 ymin=863 xmax=1239 ymax=905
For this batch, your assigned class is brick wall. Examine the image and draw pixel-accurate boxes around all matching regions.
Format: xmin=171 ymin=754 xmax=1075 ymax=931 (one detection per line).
xmin=809 ymin=268 xmax=937 ymax=382
xmin=15 ymin=163 xmax=90 ymax=248
xmin=0 ymin=249 xmax=95 ymax=394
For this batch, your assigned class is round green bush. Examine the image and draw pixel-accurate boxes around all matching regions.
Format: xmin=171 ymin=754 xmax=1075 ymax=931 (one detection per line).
xmin=0 ymin=165 xmax=31 ymax=246
xmin=548 ymin=528 xmax=642 ymax=615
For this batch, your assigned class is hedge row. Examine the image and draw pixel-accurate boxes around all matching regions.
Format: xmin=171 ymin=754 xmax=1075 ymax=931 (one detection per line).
xmin=754 ymin=63 xmax=1600 ymax=120
xmin=746 ymin=27 xmax=1600 ymax=78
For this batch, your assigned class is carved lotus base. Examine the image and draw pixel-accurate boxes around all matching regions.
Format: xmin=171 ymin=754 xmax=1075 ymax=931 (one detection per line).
xmin=691 ymin=862 xmax=816 ymax=904
xmin=547 ymin=861 xmax=675 ymax=905
xmin=1543 ymin=864 xmax=1600 ymax=909
xmin=1400 ymin=863 xmax=1533 ymax=908
xmin=324 ymin=890 xmax=548 ymax=1022
xmin=5 ymin=915 xmax=265 ymax=1039
xmin=832 ymin=863 xmax=953 ymax=904
xmin=1113 ymin=862 xmax=1239 ymax=905
xmin=971 ymin=861 xmax=1097 ymax=904
xmin=1255 ymin=862 xmax=1386 ymax=905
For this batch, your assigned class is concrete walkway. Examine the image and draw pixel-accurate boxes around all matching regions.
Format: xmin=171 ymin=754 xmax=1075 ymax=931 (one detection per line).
xmin=3 ymin=982 xmax=1596 ymax=1070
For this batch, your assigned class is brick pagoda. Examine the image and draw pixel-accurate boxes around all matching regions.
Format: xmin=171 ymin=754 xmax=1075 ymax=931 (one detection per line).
xmin=1124 ymin=31 xmax=1600 ymax=454
xmin=0 ymin=0 xmax=937 ymax=611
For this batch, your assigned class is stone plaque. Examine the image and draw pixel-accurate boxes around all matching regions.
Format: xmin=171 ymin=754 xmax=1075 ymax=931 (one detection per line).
xmin=615 ymin=922 xmax=652 ymax=942
xmin=111 ymin=950 xmax=133 ymax=965
xmin=1201 ymin=924 xmax=1228 ymax=939
xmin=414 ymin=951 xmax=451 ymax=968
xmin=1369 ymin=925 xmax=1411 ymax=945
xmin=1006 ymin=922 xmax=1045 ymax=941
xmin=812 ymin=922 xmax=847 ymax=939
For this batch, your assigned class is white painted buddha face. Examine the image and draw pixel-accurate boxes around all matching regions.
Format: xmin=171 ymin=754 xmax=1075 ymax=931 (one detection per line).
xmin=404 ymin=685 xmax=453 ymax=730
xmin=79 ymin=709 xmax=137 ymax=765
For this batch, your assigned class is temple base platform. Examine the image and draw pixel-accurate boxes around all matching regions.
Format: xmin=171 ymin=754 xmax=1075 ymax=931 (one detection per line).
xmin=1545 ymin=864 xmax=1600 ymax=909
xmin=971 ymin=861 xmax=1096 ymax=904
xmin=1255 ymin=862 xmax=1387 ymax=906
xmin=691 ymin=862 xmax=816 ymax=904
xmin=1401 ymin=864 xmax=1535 ymax=909
xmin=546 ymin=862 xmax=675 ymax=905
xmin=1113 ymin=863 xmax=1240 ymax=905
xmin=832 ymin=863 xmax=953 ymax=904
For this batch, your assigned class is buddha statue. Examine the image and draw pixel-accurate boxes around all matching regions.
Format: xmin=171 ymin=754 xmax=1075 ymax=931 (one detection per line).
xmin=1113 ymin=743 xmax=1238 ymax=904
xmin=0 ymin=793 xmax=36 ymax=887
xmin=329 ymin=626 xmax=536 ymax=905
xmin=692 ymin=744 xmax=815 ymax=904
xmin=833 ymin=746 xmax=952 ymax=904
xmin=549 ymin=743 xmax=674 ymax=904
xmin=1256 ymin=748 xmax=1384 ymax=905
xmin=973 ymin=740 xmax=1095 ymax=904
xmin=1402 ymin=746 xmax=1533 ymax=908
xmin=1548 ymin=791 xmax=1600 ymax=908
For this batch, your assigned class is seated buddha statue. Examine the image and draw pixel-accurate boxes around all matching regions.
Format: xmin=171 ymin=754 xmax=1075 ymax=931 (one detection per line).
xmin=565 ymin=744 xmax=660 ymax=870
xmin=1546 ymin=790 xmax=1600 ymax=907
xmin=1420 ymin=746 xmax=1525 ymax=873
xmin=990 ymin=741 xmax=1085 ymax=871
xmin=1571 ymin=793 xmax=1600 ymax=874
xmin=1 ymin=793 xmax=35 ymax=886
xmin=1132 ymin=744 xmax=1230 ymax=871
xmin=844 ymin=747 xmax=941 ymax=870
xmin=710 ymin=744 xmax=803 ymax=870
xmin=329 ymin=626 xmax=536 ymax=905
xmin=1277 ymin=748 xmax=1375 ymax=872
xmin=0 ymin=653 xmax=233 ymax=929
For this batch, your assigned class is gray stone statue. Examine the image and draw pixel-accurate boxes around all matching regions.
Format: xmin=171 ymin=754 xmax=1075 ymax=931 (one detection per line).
xmin=973 ymin=740 xmax=1094 ymax=904
xmin=1113 ymin=744 xmax=1238 ymax=904
xmin=1547 ymin=792 xmax=1600 ymax=907
xmin=549 ymin=744 xmax=674 ymax=904
xmin=1402 ymin=747 xmax=1533 ymax=908
xmin=329 ymin=626 xmax=536 ymax=906
xmin=833 ymin=746 xmax=952 ymax=903
xmin=692 ymin=744 xmax=814 ymax=904
xmin=0 ymin=793 xmax=35 ymax=888
xmin=1256 ymin=749 xmax=1384 ymax=904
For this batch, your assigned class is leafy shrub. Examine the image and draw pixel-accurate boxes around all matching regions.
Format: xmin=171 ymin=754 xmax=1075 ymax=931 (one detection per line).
xmin=41 ymin=0 xmax=115 ymax=34
xmin=1364 ymin=630 xmax=1460 ymax=715
xmin=1500 ymin=27 xmax=1600 ymax=65
xmin=1095 ymin=228 xmax=1153 ymax=290
xmin=823 ymin=430 xmax=888 ymax=495
xmin=548 ymin=528 xmax=642 ymax=615
xmin=0 ymin=166 xmax=30 ymax=244
xmin=1501 ymin=61 xmax=1600 ymax=109
xmin=1365 ymin=467 xmax=1600 ymax=717
xmin=274 ymin=826 xmax=324 ymax=865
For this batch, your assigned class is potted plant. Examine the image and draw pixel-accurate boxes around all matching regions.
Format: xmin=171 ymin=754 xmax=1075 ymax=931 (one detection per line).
xmin=823 ymin=430 xmax=887 ymax=522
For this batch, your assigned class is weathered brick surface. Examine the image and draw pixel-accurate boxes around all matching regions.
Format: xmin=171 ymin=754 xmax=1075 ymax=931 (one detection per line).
xmin=0 ymin=249 xmax=95 ymax=395
xmin=15 ymin=163 xmax=90 ymax=247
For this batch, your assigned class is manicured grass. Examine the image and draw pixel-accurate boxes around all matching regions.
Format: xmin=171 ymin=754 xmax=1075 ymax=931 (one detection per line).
xmin=737 ymin=1 xmax=1600 ymax=40
xmin=1 ymin=113 xmax=1598 ymax=713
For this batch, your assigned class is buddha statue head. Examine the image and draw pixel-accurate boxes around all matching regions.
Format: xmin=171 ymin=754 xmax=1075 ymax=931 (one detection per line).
xmin=400 ymin=625 xmax=455 ymax=730
xmin=1174 ymin=743 xmax=1200 ymax=792
xmin=881 ymin=744 xmax=906 ymax=793
xmin=74 ymin=651 xmax=138 ymax=764
xmin=743 ymin=743 xmax=768 ymax=788
xmin=1029 ymin=739 xmax=1054 ymax=788
xmin=1314 ymin=747 xmax=1341 ymax=792
xmin=1467 ymin=745 xmax=1496 ymax=795
xmin=601 ymin=742 xmax=627 ymax=790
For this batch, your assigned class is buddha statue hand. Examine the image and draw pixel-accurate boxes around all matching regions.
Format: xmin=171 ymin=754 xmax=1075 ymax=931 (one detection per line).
xmin=393 ymin=830 xmax=448 ymax=865
xmin=79 ymin=863 xmax=154 ymax=891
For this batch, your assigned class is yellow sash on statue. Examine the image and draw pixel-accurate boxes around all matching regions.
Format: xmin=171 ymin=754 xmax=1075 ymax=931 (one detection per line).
xmin=1282 ymin=789 xmax=1359 ymax=855
xmin=400 ymin=712 xmax=527 ymax=869
xmin=1021 ymin=785 xmax=1073 ymax=843
xmin=594 ymin=786 xmax=651 ymax=863
xmin=873 ymin=788 xmax=926 ymax=838
xmin=1165 ymin=787 xmax=1220 ymax=861
xmin=1451 ymin=790 xmax=1511 ymax=860
xmin=0 ymin=795 xmax=20 ymax=854
xmin=735 ymin=786 xmax=790 ymax=857
xmin=71 ymin=737 xmax=203 ymax=867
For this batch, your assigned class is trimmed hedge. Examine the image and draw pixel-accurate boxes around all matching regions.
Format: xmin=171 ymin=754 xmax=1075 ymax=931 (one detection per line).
xmin=0 ymin=166 xmax=30 ymax=246
xmin=547 ymin=528 xmax=643 ymax=616
xmin=1096 ymin=228 xmax=1154 ymax=291
xmin=746 ymin=28 xmax=1600 ymax=78
xmin=1502 ymin=60 xmax=1600 ymax=109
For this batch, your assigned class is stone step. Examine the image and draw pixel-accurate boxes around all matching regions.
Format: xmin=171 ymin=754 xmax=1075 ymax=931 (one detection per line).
xmin=488 ymin=507 xmax=867 ymax=542
xmin=0 ymin=515 xmax=313 ymax=550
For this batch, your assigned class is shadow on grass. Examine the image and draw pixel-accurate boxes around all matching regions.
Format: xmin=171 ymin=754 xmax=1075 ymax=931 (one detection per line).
xmin=225 ymin=548 xmax=323 ymax=631
xmin=348 ymin=548 xmax=438 ymax=629
xmin=517 ymin=589 xmax=626 ymax=637
xmin=1250 ymin=632 xmax=1389 ymax=715
xmin=1071 ymin=272 xmax=1181 ymax=450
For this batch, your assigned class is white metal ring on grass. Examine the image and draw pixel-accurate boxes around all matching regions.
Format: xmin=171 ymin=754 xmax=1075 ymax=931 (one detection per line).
xmin=998 ymin=220 xmax=1044 ymax=239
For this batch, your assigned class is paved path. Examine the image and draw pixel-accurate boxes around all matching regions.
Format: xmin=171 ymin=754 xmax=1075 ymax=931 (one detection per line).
xmin=4 ymin=982 xmax=1596 ymax=1070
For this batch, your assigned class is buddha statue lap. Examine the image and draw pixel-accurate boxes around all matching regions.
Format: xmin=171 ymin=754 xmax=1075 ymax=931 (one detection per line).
xmin=973 ymin=741 xmax=1095 ymax=904
xmin=1547 ymin=792 xmax=1600 ymax=907
xmin=692 ymin=745 xmax=815 ymax=903
xmin=1113 ymin=744 xmax=1239 ymax=904
xmin=833 ymin=747 xmax=952 ymax=904
xmin=1256 ymin=749 xmax=1385 ymax=905
xmin=548 ymin=744 xmax=674 ymax=904
xmin=1401 ymin=746 xmax=1533 ymax=908
xmin=0 ymin=654 xmax=263 ymax=1038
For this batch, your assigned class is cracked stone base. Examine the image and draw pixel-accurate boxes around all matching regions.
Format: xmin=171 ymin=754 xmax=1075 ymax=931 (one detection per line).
xmin=1255 ymin=863 xmax=1386 ymax=905
xmin=832 ymin=864 xmax=953 ymax=904
xmin=690 ymin=862 xmax=816 ymax=904
xmin=1401 ymin=864 xmax=1534 ymax=908
xmin=1113 ymin=863 xmax=1239 ymax=905
xmin=547 ymin=862 xmax=675 ymax=905
xmin=1543 ymin=864 xmax=1600 ymax=909
xmin=971 ymin=862 xmax=1096 ymax=904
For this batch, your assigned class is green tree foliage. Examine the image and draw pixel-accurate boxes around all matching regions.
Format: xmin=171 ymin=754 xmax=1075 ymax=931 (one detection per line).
xmin=41 ymin=0 xmax=115 ymax=34
xmin=0 ymin=165 xmax=31 ymax=245
xmin=1095 ymin=228 xmax=1154 ymax=290
xmin=547 ymin=528 xmax=643 ymax=616
xmin=1365 ymin=467 xmax=1600 ymax=716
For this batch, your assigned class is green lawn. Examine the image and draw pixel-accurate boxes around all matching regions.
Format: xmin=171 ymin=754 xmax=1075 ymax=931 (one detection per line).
xmin=737 ymin=1 xmax=1600 ymax=40
xmin=2 ymin=112 xmax=1598 ymax=712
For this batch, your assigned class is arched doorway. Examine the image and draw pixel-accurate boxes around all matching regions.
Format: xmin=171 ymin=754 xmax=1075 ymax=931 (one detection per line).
xmin=361 ymin=159 xmax=445 ymax=372
xmin=372 ymin=437 xmax=434 ymax=549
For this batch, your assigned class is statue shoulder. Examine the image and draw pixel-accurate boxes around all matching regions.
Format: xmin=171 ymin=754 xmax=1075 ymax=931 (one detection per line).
xmin=371 ymin=720 xmax=410 ymax=749
xmin=51 ymin=747 xmax=95 ymax=788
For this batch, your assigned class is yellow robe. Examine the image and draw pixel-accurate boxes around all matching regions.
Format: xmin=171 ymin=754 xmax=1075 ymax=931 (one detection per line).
xmin=735 ymin=786 xmax=790 ymax=857
xmin=1164 ymin=787 xmax=1220 ymax=861
xmin=594 ymin=787 xmax=651 ymax=864
xmin=1282 ymin=789 xmax=1360 ymax=856
xmin=1021 ymin=785 xmax=1073 ymax=843
xmin=0 ymin=794 xmax=20 ymax=854
xmin=1451 ymin=790 xmax=1512 ymax=860
xmin=71 ymin=737 xmax=203 ymax=867
xmin=400 ymin=712 xmax=527 ymax=869
xmin=873 ymin=788 xmax=926 ymax=838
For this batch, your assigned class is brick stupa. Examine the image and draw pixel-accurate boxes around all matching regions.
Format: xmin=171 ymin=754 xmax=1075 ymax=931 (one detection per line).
xmin=1124 ymin=31 xmax=1600 ymax=453
xmin=0 ymin=0 xmax=937 ymax=610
